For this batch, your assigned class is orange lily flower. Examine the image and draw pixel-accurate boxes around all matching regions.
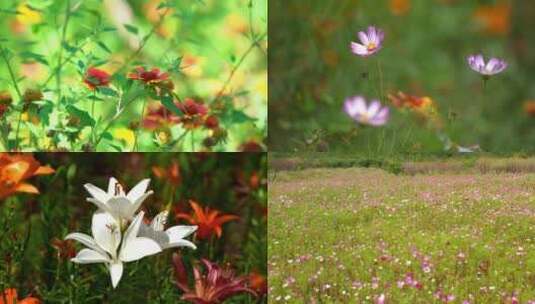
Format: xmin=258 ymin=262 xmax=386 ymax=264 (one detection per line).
xmin=152 ymin=161 xmax=181 ymax=186
xmin=0 ymin=154 xmax=54 ymax=200
xmin=175 ymin=200 xmax=239 ymax=240
xmin=0 ymin=288 xmax=40 ymax=304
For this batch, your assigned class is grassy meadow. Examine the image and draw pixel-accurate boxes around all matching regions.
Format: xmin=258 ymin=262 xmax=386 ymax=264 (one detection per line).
xmin=268 ymin=163 xmax=535 ymax=303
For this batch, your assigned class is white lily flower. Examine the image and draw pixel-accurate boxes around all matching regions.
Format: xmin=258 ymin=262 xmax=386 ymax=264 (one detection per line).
xmin=65 ymin=211 xmax=161 ymax=288
xmin=84 ymin=177 xmax=153 ymax=223
xmin=138 ymin=211 xmax=198 ymax=250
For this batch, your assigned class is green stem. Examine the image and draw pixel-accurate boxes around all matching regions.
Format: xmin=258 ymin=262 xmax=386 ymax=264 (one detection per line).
xmin=56 ymin=0 xmax=72 ymax=102
xmin=376 ymin=58 xmax=385 ymax=102
xmin=0 ymin=47 xmax=24 ymax=150
xmin=93 ymin=93 xmax=141 ymax=149
xmin=190 ymin=130 xmax=195 ymax=151
xmin=133 ymin=98 xmax=148 ymax=152
xmin=214 ymin=32 xmax=266 ymax=102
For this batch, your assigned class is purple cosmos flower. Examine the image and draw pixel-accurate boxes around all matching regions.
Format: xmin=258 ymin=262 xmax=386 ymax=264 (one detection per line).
xmin=350 ymin=26 xmax=385 ymax=57
xmin=467 ymin=54 xmax=507 ymax=76
xmin=344 ymin=96 xmax=389 ymax=126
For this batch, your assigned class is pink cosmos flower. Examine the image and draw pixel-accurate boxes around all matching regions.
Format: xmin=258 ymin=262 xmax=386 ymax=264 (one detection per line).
xmin=344 ymin=96 xmax=389 ymax=126
xmin=350 ymin=26 xmax=385 ymax=57
xmin=375 ymin=294 xmax=386 ymax=304
xmin=467 ymin=54 xmax=507 ymax=76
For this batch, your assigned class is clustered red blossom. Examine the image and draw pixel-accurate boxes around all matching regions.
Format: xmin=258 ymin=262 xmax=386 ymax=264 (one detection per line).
xmin=83 ymin=67 xmax=111 ymax=90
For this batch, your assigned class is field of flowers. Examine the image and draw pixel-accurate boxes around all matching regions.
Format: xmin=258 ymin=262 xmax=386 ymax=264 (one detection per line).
xmin=269 ymin=0 xmax=535 ymax=154
xmin=269 ymin=165 xmax=535 ymax=303
xmin=0 ymin=0 xmax=266 ymax=152
xmin=0 ymin=153 xmax=267 ymax=303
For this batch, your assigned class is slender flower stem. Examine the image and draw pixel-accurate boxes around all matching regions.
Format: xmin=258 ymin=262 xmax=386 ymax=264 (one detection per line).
xmin=214 ymin=32 xmax=266 ymax=102
xmin=56 ymin=0 xmax=72 ymax=102
xmin=190 ymin=130 xmax=195 ymax=151
xmin=93 ymin=93 xmax=142 ymax=149
xmin=133 ymin=98 xmax=148 ymax=151
xmin=0 ymin=47 xmax=24 ymax=150
xmin=376 ymin=58 xmax=385 ymax=102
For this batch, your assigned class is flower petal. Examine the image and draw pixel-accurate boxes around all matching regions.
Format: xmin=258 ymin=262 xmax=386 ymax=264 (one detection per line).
xmin=126 ymin=178 xmax=150 ymax=202
xmin=84 ymin=183 xmax=110 ymax=203
xmin=92 ymin=212 xmax=121 ymax=256
xmin=109 ymin=261 xmax=123 ymax=289
xmin=119 ymin=237 xmax=162 ymax=262
xmin=166 ymin=225 xmax=197 ymax=240
xmin=128 ymin=191 xmax=153 ymax=218
xmin=65 ymin=232 xmax=100 ymax=252
xmin=71 ymin=248 xmax=109 ymax=264
xmin=107 ymin=177 xmax=121 ymax=195
xmin=344 ymin=96 xmax=367 ymax=118
xmin=357 ymin=31 xmax=369 ymax=45
xmin=350 ymin=42 xmax=368 ymax=56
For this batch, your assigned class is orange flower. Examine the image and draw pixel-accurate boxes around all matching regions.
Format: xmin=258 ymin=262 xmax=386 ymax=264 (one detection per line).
xmin=388 ymin=91 xmax=433 ymax=109
xmin=175 ymin=200 xmax=239 ymax=240
xmin=0 ymin=154 xmax=54 ymax=200
xmin=524 ymin=101 xmax=535 ymax=117
xmin=248 ymin=271 xmax=267 ymax=296
xmin=0 ymin=288 xmax=40 ymax=304
xmin=152 ymin=161 xmax=181 ymax=186
xmin=473 ymin=3 xmax=510 ymax=35
xmin=389 ymin=0 xmax=411 ymax=16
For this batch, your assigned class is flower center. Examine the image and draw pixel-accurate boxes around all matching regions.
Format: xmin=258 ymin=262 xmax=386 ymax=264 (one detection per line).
xmin=367 ymin=43 xmax=377 ymax=51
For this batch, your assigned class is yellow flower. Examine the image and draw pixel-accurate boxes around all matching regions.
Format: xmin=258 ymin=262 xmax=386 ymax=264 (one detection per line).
xmin=112 ymin=128 xmax=135 ymax=149
xmin=16 ymin=3 xmax=42 ymax=25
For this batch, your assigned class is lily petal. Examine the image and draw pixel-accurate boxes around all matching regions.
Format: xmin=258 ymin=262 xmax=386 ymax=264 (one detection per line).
xmin=92 ymin=212 xmax=121 ymax=256
xmin=126 ymin=178 xmax=150 ymax=202
xmin=109 ymin=261 xmax=124 ymax=289
xmin=71 ymin=248 xmax=110 ymax=264
xmin=84 ymin=183 xmax=110 ymax=203
xmin=120 ymin=237 xmax=162 ymax=262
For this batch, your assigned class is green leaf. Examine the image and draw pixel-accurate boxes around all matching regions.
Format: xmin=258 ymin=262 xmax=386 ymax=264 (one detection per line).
xmin=160 ymin=94 xmax=182 ymax=116
xmin=66 ymin=105 xmax=95 ymax=127
xmin=96 ymin=41 xmax=112 ymax=53
xmin=97 ymin=87 xmax=118 ymax=97
xmin=123 ymin=24 xmax=139 ymax=35
xmin=19 ymin=51 xmax=48 ymax=65
xmin=225 ymin=109 xmax=256 ymax=124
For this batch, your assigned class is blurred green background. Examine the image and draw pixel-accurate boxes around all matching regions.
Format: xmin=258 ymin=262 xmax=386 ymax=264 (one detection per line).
xmin=269 ymin=0 xmax=535 ymax=155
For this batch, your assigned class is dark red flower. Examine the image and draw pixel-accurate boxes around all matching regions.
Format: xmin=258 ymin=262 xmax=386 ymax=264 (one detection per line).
xmin=83 ymin=67 xmax=110 ymax=90
xmin=172 ymin=254 xmax=257 ymax=304
xmin=0 ymin=92 xmax=12 ymax=118
xmin=239 ymin=141 xmax=264 ymax=152
xmin=204 ymin=115 xmax=219 ymax=129
xmin=177 ymin=98 xmax=208 ymax=129
xmin=128 ymin=66 xmax=169 ymax=84
xmin=51 ymin=238 xmax=76 ymax=260
xmin=143 ymin=103 xmax=181 ymax=129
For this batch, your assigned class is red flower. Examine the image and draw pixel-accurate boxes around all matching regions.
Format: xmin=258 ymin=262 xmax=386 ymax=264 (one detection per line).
xmin=51 ymin=238 xmax=76 ymax=260
xmin=83 ymin=67 xmax=110 ymax=90
xmin=239 ymin=141 xmax=264 ymax=152
xmin=143 ymin=103 xmax=181 ymax=130
xmin=0 ymin=288 xmax=40 ymax=304
xmin=175 ymin=200 xmax=239 ymax=240
xmin=0 ymin=92 xmax=12 ymax=118
xmin=152 ymin=161 xmax=181 ymax=186
xmin=248 ymin=271 xmax=267 ymax=296
xmin=172 ymin=254 xmax=256 ymax=304
xmin=177 ymin=99 xmax=208 ymax=129
xmin=128 ymin=66 xmax=169 ymax=84
xmin=204 ymin=115 xmax=219 ymax=129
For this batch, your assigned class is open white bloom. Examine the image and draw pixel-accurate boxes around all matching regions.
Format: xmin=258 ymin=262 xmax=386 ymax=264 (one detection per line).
xmin=138 ymin=211 xmax=197 ymax=250
xmin=84 ymin=177 xmax=153 ymax=223
xmin=65 ymin=211 xmax=161 ymax=288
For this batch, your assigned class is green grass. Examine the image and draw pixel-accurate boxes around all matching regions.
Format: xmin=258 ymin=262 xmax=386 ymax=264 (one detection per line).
xmin=268 ymin=165 xmax=535 ymax=303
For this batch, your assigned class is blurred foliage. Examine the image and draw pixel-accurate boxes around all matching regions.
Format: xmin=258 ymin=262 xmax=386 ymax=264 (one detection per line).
xmin=0 ymin=0 xmax=267 ymax=152
xmin=269 ymin=0 xmax=535 ymax=155
xmin=0 ymin=153 xmax=267 ymax=303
